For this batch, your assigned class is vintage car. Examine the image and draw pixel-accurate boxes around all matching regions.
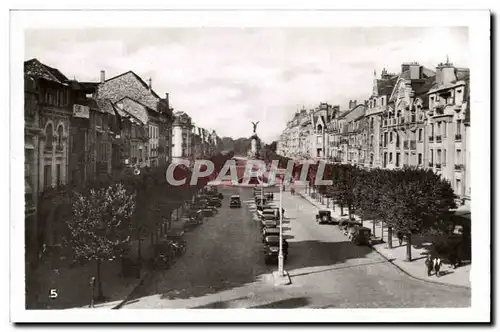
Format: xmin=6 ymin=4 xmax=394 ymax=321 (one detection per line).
xmin=255 ymin=197 xmax=267 ymax=206
xmin=207 ymin=197 xmax=222 ymax=208
xmin=261 ymin=208 xmax=277 ymax=219
xmin=256 ymin=204 xmax=274 ymax=218
xmin=352 ymin=227 xmax=372 ymax=246
xmin=262 ymin=227 xmax=280 ymax=241
xmin=229 ymin=195 xmax=241 ymax=208
xmin=263 ymin=236 xmax=288 ymax=264
xmin=182 ymin=210 xmax=203 ymax=229
xmin=316 ymin=210 xmax=333 ymax=224
xmin=205 ymin=186 xmax=223 ymax=199
xmin=344 ymin=221 xmax=363 ymax=236
xmin=265 ymin=192 xmax=274 ymax=201
xmin=261 ymin=214 xmax=278 ymax=229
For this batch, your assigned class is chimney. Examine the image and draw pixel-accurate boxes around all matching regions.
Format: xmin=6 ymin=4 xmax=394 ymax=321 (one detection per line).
xmin=435 ymin=60 xmax=455 ymax=86
xmin=100 ymin=70 xmax=105 ymax=83
xmin=349 ymin=100 xmax=357 ymax=109
xmin=148 ymin=78 xmax=152 ymax=90
xmin=401 ymin=63 xmax=410 ymax=73
xmin=409 ymin=62 xmax=421 ymax=80
xmin=165 ymin=93 xmax=170 ymax=110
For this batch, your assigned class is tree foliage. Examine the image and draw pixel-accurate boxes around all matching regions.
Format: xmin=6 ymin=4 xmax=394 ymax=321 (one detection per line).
xmin=66 ymin=183 xmax=136 ymax=261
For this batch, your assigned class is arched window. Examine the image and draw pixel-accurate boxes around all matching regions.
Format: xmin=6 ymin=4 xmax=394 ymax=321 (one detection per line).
xmin=57 ymin=125 xmax=64 ymax=150
xmin=45 ymin=123 xmax=53 ymax=150
xmin=317 ymin=124 xmax=323 ymax=133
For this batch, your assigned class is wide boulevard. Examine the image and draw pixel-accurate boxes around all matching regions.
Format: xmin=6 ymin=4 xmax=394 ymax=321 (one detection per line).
xmin=122 ymin=185 xmax=471 ymax=308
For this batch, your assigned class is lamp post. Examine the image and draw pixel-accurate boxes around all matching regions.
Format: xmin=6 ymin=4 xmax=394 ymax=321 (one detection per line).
xmin=278 ymin=179 xmax=284 ymax=277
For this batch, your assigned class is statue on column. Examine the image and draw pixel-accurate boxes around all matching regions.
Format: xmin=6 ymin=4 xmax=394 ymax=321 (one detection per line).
xmin=251 ymin=121 xmax=259 ymax=135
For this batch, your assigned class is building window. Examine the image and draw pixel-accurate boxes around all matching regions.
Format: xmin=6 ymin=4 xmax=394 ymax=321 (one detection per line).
xmin=437 ymin=149 xmax=442 ymax=164
xmin=456 ymin=149 xmax=462 ymax=164
xmin=396 ymin=153 xmax=400 ymax=167
xmin=57 ymin=125 xmax=64 ymax=150
xmin=45 ymin=123 xmax=53 ymax=151
xmin=437 ymin=122 xmax=441 ymax=135
xmin=43 ymin=164 xmax=52 ymax=189
xmin=443 ymin=149 xmax=447 ymax=164
xmin=456 ymin=179 xmax=462 ymax=196
xmin=418 ymin=153 xmax=422 ymax=165
xmin=389 ymin=152 xmax=393 ymax=163
xmin=418 ymin=129 xmax=423 ymax=141
xmin=430 ymin=149 xmax=434 ymax=163
xmin=390 ymin=132 xmax=393 ymax=142
xmin=457 ymin=120 xmax=462 ymax=135
xmin=430 ymin=124 xmax=434 ymax=136
xmin=404 ymin=152 xmax=408 ymax=165
xmin=56 ymin=164 xmax=61 ymax=186
xmin=443 ymin=121 xmax=447 ymax=137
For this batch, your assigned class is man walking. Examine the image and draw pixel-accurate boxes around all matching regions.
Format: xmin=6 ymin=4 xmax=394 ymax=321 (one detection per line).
xmin=433 ymin=257 xmax=442 ymax=277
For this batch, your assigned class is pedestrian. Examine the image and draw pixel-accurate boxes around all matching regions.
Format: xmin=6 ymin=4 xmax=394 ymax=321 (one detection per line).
xmin=425 ymin=255 xmax=434 ymax=276
xmin=397 ymin=231 xmax=404 ymax=246
xmin=433 ymin=257 xmax=442 ymax=277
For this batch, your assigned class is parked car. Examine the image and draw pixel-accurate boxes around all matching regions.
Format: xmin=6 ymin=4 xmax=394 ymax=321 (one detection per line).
xmin=261 ymin=214 xmax=278 ymax=229
xmin=229 ymin=195 xmax=241 ymax=208
xmin=207 ymin=197 xmax=222 ymax=208
xmin=344 ymin=221 xmax=363 ymax=236
xmin=263 ymin=236 xmax=288 ymax=264
xmin=262 ymin=227 xmax=280 ymax=241
xmin=352 ymin=227 xmax=372 ymax=246
xmin=316 ymin=210 xmax=333 ymax=224
xmin=261 ymin=208 xmax=277 ymax=219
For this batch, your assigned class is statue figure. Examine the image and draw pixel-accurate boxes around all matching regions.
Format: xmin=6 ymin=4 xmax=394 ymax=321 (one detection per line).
xmin=251 ymin=121 xmax=260 ymax=134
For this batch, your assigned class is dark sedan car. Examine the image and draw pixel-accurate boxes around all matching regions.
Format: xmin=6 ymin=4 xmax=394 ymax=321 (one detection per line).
xmin=263 ymin=235 xmax=288 ymax=264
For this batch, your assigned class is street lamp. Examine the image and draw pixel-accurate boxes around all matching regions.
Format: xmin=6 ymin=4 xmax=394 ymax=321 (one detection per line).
xmin=278 ymin=179 xmax=284 ymax=277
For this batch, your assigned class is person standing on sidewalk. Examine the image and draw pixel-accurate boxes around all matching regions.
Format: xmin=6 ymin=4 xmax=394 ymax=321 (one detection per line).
xmin=425 ymin=255 xmax=434 ymax=276
xmin=397 ymin=231 xmax=404 ymax=247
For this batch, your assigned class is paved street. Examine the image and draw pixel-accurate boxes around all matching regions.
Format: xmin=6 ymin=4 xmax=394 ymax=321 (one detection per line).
xmin=122 ymin=186 xmax=470 ymax=309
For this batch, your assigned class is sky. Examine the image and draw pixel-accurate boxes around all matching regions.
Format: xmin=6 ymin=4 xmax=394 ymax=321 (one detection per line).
xmin=25 ymin=27 xmax=469 ymax=143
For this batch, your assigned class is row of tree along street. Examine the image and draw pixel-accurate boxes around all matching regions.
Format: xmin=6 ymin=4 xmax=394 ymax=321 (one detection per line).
xmin=33 ymin=151 xmax=235 ymax=302
xmin=293 ymin=162 xmax=469 ymax=262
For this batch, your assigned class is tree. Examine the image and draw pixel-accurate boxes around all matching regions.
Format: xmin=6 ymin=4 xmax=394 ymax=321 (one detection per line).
xmin=385 ymin=167 xmax=457 ymax=261
xmin=66 ymin=183 xmax=136 ymax=300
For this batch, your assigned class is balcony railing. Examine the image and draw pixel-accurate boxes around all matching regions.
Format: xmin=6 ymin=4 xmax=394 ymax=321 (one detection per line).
xmin=435 ymin=163 xmax=442 ymax=169
xmin=403 ymin=141 xmax=409 ymax=149
xmin=436 ymin=135 xmax=442 ymax=143
xmin=455 ymin=134 xmax=462 ymax=141
xmin=455 ymin=164 xmax=464 ymax=171
xmin=429 ymin=136 xmax=434 ymax=142
xmin=410 ymin=140 xmax=416 ymax=150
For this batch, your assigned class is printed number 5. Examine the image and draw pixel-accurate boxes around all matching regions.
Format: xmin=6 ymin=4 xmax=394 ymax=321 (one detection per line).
xmin=49 ymin=289 xmax=58 ymax=299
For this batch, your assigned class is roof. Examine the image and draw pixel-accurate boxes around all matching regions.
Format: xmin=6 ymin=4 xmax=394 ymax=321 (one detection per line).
xmin=70 ymin=81 xmax=99 ymax=92
xmin=104 ymin=70 xmax=161 ymax=100
xmin=376 ymin=76 xmax=398 ymax=96
xmin=412 ymin=76 xmax=436 ymax=97
xmin=24 ymin=58 xmax=69 ymax=85
xmin=338 ymin=104 xmax=365 ymax=120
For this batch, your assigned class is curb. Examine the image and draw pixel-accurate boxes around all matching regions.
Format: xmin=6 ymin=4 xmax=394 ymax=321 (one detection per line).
xmin=272 ymin=270 xmax=292 ymax=286
xmin=370 ymin=246 xmax=471 ymax=290
xmin=112 ymin=271 xmax=151 ymax=309
xmin=298 ymin=193 xmax=471 ymax=290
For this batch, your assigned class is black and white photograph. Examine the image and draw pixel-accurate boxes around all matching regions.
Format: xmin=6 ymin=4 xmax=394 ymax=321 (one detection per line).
xmin=10 ymin=8 xmax=490 ymax=323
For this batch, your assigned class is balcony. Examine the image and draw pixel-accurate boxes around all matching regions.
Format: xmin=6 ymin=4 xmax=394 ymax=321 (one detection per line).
xmin=435 ymin=163 xmax=442 ymax=169
xmin=435 ymin=105 xmax=445 ymax=115
xmin=410 ymin=140 xmax=416 ymax=150
xmin=455 ymin=134 xmax=462 ymax=141
xmin=436 ymin=135 xmax=442 ymax=143
xmin=428 ymin=162 xmax=433 ymax=167
xmin=455 ymin=164 xmax=464 ymax=171
xmin=403 ymin=141 xmax=409 ymax=149
xmin=429 ymin=136 xmax=434 ymax=142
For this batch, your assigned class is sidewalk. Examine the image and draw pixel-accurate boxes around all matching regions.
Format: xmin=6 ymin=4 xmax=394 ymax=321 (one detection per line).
xmin=297 ymin=189 xmax=471 ymax=288
xmin=26 ymin=256 xmax=146 ymax=309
